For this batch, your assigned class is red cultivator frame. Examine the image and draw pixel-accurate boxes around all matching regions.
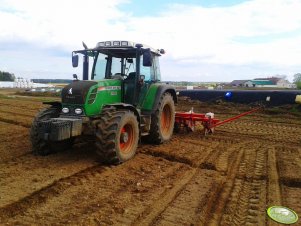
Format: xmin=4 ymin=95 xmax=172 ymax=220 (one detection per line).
xmin=175 ymin=107 xmax=262 ymax=135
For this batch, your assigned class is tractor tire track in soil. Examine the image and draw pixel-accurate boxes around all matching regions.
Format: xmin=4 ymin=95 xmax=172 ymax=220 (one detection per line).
xmin=0 ymin=122 xmax=31 ymax=162
xmin=0 ymin=143 xmax=99 ymax=208
xmin=0 ymin=109 xmax=37 ymax=118
xmin=220 ymin=120 xmax=301 ymax=144
xmin=0 ymin=111 xmax=33 ymax=128
xmin=0 ymin=116 xmax=32 ymax=128
xmin=0 ymin=93 xmax=301 ymax=225
xmin=134 ymin=168 xmax=223 ymax=226
xmin=0 ymin=99 xmax=44 ymax=111
xmin=0 ymin=155 xmax=199 ymax=225
xmin=218 ymin=143 xmax=268 ymax=226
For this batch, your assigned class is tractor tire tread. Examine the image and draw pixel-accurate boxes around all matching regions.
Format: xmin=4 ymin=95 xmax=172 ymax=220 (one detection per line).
xmin=95 ymin=110 xmax=124 ymax=164
xmin=146 ymin=92 xmax=175 ymax=144
xmin=95 ymin=109 xmax=138 ymax=164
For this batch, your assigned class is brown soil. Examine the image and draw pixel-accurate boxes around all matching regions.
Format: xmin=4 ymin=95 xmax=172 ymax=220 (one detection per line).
xmin=0 ymin=92 xmax=300 ymax=225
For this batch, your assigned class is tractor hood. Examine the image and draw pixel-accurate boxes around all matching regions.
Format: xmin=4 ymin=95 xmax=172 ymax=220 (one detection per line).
xmin=62 ymin=81 xmax=97 ymax=104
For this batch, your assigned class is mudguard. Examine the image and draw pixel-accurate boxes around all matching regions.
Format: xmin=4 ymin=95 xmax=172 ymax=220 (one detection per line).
xmin=151 ymin=85 xmax=177 ymax=113
xmin=105 ymin=103 xmax=140 ymax=122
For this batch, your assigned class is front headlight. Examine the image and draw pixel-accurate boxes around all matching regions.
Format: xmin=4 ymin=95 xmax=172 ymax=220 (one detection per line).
xmin=62 ymin=107 xmax=69 ymax=113
xmin=75 ymin=108 xmax=83 ymax=114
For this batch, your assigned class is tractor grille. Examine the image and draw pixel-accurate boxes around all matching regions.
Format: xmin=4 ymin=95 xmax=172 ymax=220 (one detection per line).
xmin=88 ymin=87 xmax=98 ymax=104
xmin=62 ymin=81 xmax=97 ymax=104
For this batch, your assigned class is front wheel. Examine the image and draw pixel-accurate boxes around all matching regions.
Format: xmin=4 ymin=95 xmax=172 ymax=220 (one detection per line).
xmin=95 ymin=109 xmax=139 ymax=164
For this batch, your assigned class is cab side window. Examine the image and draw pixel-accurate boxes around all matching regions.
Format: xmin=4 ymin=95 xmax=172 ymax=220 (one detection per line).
xmin=153 ymin=56 xmax=161 ymax=81
xmin=140 ymin=55 xmax=152 ymax=81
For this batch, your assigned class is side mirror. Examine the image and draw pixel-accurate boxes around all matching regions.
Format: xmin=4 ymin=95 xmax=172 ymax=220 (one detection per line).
xmin=143 ymin=49 xmax=152 ymax=67
xmin=72 ymin=54 xmax=79 ymax=67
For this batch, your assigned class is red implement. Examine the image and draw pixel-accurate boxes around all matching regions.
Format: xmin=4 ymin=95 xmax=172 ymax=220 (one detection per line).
xmin=175 ymin=107 xmax=262 ymax=135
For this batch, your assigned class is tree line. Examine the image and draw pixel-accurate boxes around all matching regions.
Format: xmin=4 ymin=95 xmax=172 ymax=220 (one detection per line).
xmin=294 ymin=73 xmax=301 ymax=89
xmin=0 ymin=71 xmax=15 ymax=81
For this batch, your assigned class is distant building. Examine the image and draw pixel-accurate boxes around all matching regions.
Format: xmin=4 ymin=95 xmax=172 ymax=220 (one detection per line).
xmin=273 ymin=78 xmax=294 ymax=88
xmin=230 ymin=80 xmax=250 ymax=87
xmin=231 ymin=76 xmax=295 ymax=88
xmin=254 ymin=77 xmax=293 ymax=88
xmin=244 ymin=81 xmax=253 ymax=87
xmin=216 ymin=84 xmax=223 ymax=90
xmin=245 ymin=80 xmax=275 ymax=87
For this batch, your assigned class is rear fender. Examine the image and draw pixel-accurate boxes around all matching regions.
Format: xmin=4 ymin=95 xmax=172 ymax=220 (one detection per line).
xmin=152 ymin=86 xmax=177 ymax=113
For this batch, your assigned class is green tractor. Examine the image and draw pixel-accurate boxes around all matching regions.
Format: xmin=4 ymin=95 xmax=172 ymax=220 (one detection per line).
xmin=30 ymin=41 xmax=177 ymax=164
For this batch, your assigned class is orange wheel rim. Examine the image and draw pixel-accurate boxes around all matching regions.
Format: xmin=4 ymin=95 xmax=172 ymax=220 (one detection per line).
xmin=161 ymin=105 xmax=172 ymax=136
xmin=119 ymin=124 xmax=134 ymax=154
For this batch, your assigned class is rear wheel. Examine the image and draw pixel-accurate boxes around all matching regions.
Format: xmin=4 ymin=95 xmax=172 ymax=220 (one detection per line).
xmin=95 ymin=109 xmax=139 ymax=164
xmin=146 ymin=92 xmax=175 ymax=144
xmin=30 ymin=107 xmax=74 ymax=155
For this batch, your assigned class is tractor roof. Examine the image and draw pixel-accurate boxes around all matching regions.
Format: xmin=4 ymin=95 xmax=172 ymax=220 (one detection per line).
xmin=74 ymin=40 xmax=164 ymax=58
xmin=95 ymin=40 xmax=162 ymax=56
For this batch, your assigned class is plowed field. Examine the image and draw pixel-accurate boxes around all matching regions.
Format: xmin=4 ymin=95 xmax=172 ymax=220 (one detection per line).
xmin=0 ymin=90 xmax=300 ymax=225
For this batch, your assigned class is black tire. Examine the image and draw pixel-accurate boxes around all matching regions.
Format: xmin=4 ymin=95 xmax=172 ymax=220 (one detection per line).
xmin=30 ymin=107 xmax=74 ymax=155
xmin=95 ymin=109 xmax=139 ymax=164
xmin=146 ymin=92 xmax=175 ymax=144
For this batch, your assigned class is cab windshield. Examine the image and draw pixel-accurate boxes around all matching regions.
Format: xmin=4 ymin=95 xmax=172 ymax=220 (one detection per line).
xmin=92 ymin=52 xmax=155 ymax=81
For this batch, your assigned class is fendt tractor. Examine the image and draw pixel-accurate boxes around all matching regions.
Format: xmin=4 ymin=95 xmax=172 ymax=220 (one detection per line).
xmin=30 ymin=41 xmax=177 ymax=164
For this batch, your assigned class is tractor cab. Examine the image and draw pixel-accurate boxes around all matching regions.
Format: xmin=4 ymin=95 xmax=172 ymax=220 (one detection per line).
xmin=72 ymin=41 xmax=165 ymax=106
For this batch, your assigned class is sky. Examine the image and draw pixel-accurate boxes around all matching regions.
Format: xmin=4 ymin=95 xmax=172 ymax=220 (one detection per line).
xmin=0 ymin=0 xmax=301 ymax=82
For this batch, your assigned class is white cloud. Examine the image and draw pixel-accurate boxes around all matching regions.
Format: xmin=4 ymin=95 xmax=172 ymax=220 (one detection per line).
xmin=124 ymin=0 xmax=301 ymax=66
xmin=0 ymin=0 xmax=128 ymax=48
xmin=1 ymin=0 xmax=301 ymax=81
